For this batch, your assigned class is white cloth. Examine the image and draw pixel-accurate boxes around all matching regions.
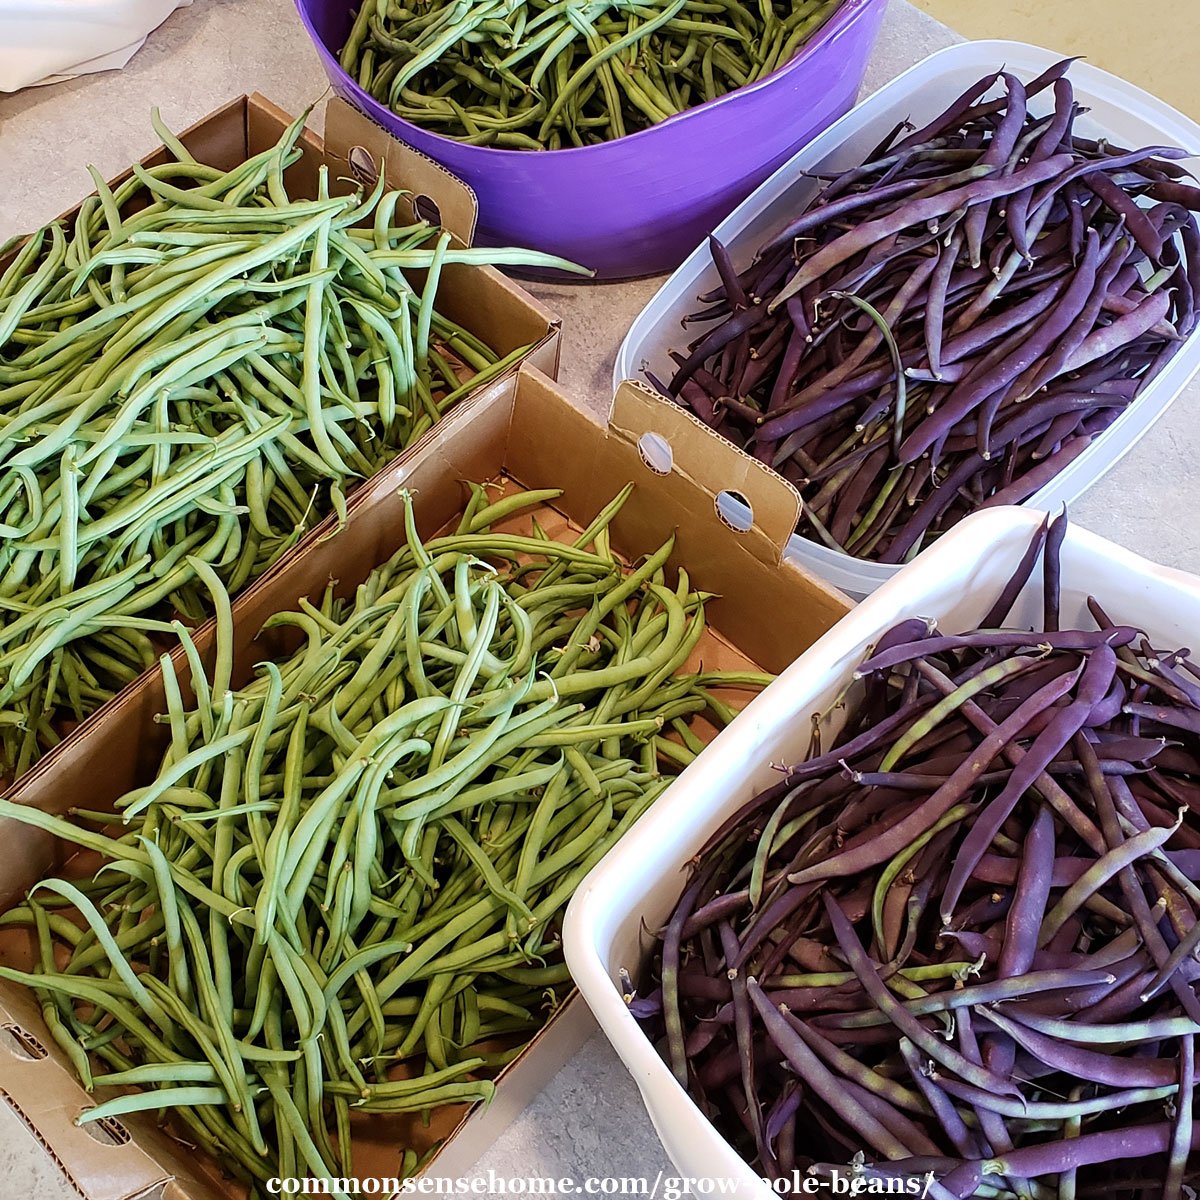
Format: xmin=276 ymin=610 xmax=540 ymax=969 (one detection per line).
xmin=0 ymin=0 xmax=192 ymax=91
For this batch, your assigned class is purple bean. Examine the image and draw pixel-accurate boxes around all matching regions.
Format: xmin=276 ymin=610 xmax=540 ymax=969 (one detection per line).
xmin=976 ymin=436 xmax=1094 ymax=509
xmin=708 ymin=234 xmax=748 ymax=310
xmin=941 ymin=646 xmax=1118 ymax=922
xmin=745 ymin=978 xmax=915 ymax=1161
xmin=788 ymin=667 xmax=1082 ymax=889
xmin=982 ymin=1120 xmax=1186 ymax=1179
xmin=998 ymin=804 xmax=1055 ymax=978
xmin=899 ymin=227 xmax=1103 ymax=464
xmin=769 ymin=155 xmax=1073 ymax=315
xmin=980 ymin=1006 xmax=1178 ymax=1087
xmin=980 ymin=513 xmax=1049 ymax=628
xmin=964 ymin=74 xmax=1027 ymax=268
xmin=1063 ymin=288 xmax=1174 ymax=374
xmin=717 ymin=923 xmax=765 ymax=1158
xmin=760 ymin=166 xmax=994 ymax=259
xmin=915 ymin=660 xmax=1106 ymax=851
xmin=853 ymin=629 xmax=1134 ymax=678
xmin=1166 ymin=1034 xmax=1194 ymax=1200
xmin=1123 ymin=701 xmax=1200 ymax=736
xmin=890 ymin=72 xmax=1003 ymax=152
xmin=823 ymin=895 xmax=1022 ymax=1097
xmin=669 ymin=304 xmax=770 ymax=391
xmin=1007 ymin=77 xmax=1078 ymax=258
xmin=896 ymin=1037 xmax=983 ymax=1158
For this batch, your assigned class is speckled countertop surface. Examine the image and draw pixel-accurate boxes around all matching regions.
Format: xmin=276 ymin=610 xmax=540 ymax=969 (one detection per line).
xmin=0 ymin=0 xmax=1194 ymax=1195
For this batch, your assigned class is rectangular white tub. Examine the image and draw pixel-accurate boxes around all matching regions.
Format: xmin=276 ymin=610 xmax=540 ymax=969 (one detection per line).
xmin=564 ymin=505 xmax=1200 ymax=1195
xmin=615 ymin=41 xmax=1200 ymax=598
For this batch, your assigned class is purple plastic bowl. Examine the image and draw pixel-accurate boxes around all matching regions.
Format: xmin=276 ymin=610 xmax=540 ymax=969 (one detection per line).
xmin=296 ymin=0 xmax=888 ymax=280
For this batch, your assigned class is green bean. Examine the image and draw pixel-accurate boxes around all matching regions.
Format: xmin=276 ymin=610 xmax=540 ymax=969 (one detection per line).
xmin=342 ymin=0 xmax=844 ymax=146
xmin=0 ymin=112 xmax=584 ymax=778
xmin=0 ymin=484 xmax=767 ymax=1195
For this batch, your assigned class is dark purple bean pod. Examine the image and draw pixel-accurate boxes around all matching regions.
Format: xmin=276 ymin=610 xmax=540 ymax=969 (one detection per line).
xmin=997 ymin=804 xmax=1056 ymax=978
xmin=1166 ymin=1034 xmax=1194 ymax=1200
xmin=964 ymin=73 xmax=1027 ymax=268
xmin=823 ymin=895 xmax=1023 ymax=1097
xmin=896 ymin=1036 xmax=985 ymax=1159
xmin=1062 ymin=287 xmax=1174 ymax=375
xmin=789 ymin=667 xmax=1082 ymax=888
xmin=889 ymin=72 xmax=1004 ymax=153
xmin=941 ymin=646 xmax=1118 ymax=922
xmin=980 ymin=513 xmax=1050 ymax=628
xmin=668 ymin=303 xmax=771 ymax=392
xmin=916 ymin=660 xmax=1108 ymax=852
xmin=854 ymin=628 xmax=1133 ymax=678
xmin=769 ymin=155 xmax=1074 ymax=315
xmin=979 ymin=1005 xmax=1178 ymax=1087
xmin=717 ymin=923 xmax=766 ymax=1158
xmin=1007 ymin=77 xmax=1078 ymax=258
xmin=1122 ymin=701 xmax=1200 ymax=736
xmin=635 ymin=513 xmax=1200 ymax=1195
xmin=744 ymin=978 xmax=916 ymax=1161
xmin=897 ymin=227 xmax=1103 ymax=464
xmin=1083 ymin=171 xmax=1165 ymax=260
xmin=708 ymin=234 xmax=749 ymax=310
xmin=760 ymin=166 xmax=995 ymax=260
xmin=976 ymin=435 xmax=1094 ymax=510
xmin=977 ymin=1119 xmax=1192 ymax=1180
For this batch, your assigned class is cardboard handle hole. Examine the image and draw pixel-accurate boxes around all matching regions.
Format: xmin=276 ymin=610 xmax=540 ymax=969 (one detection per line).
xmin=79 ymin=1114 xmax=131 ymax=1146
xmin=637 ymin=432 xmax=673 ymax=475
xmin=347 ymin=146 xmax=380 ymax=187
xmin=413 ymin=194 xmax=442 ymax=227
xmin=715 ymin=489 xmax=754 ymax=533
xmin=0 ymin=1023 xmax=47 ymax=1061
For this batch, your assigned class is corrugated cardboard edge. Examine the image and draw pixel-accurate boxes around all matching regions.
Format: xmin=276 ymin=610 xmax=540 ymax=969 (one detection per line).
xmin=0 ymin=985 xmax=171 ymax=1200
xmin=322 ymin=95 xmax=477 ymax=247
xmin=609 ymin=380 xmax=802 ymax=564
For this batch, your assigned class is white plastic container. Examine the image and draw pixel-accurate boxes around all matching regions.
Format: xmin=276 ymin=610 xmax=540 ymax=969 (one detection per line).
xmin=614 ymin=41 xmax=1200 ymax=599
xmin=563 ymin=504 xmax=1200 ymax=1197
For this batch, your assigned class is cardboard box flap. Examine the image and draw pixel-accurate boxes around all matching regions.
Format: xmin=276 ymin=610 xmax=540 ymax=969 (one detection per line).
xmin=320 ymin=95 xmax=477 ymax=247
xmin=609 ymin=379 xmax=802 ymax=565
xmin=0 ymin=988 xmax=170 ymax=1200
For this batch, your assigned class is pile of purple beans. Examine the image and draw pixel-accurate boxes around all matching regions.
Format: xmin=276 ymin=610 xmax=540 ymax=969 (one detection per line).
xmin=633 ymin=515 xmax=1200 ymax=1198
xmin=660 ymin=60 xmax=1199 ymax=563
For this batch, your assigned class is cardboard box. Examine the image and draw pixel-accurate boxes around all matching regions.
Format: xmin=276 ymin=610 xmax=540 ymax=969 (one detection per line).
xmin=0 ymin=92 xmax=561 ymax=782
xmin=0 ymin=366 xmax=850 ymax=1198
xmin=0 ymin=92 xmax=561 ymax=383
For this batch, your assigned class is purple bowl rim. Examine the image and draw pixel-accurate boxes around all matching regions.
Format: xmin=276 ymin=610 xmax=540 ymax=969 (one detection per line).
xmin=296 ymin=0 xmax=888 ymax=161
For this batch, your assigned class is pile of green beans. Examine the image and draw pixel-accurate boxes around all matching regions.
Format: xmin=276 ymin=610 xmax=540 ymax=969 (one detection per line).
xmin=0 ymin=484 xmax=767 ymax=1197
xmin=0 ymin=109 xmax=582 ymax=780
xmin=339 ymin=0 xmax=847 ymax=148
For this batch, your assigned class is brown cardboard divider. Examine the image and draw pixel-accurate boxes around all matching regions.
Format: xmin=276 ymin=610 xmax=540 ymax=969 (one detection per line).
xmin=0 ymin=366 xmax=850 ymax=1198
